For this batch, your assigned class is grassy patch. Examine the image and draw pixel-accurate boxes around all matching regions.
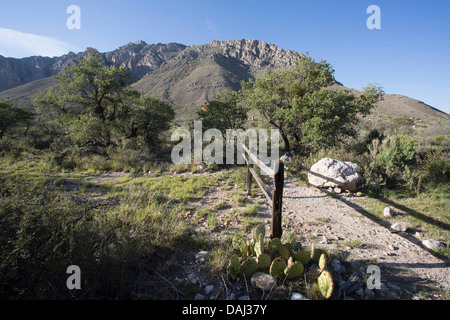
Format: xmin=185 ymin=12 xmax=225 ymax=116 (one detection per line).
xmin=353 ymin=183 xmax=450 ymax=259
xmin=0 ymin=166 xmax=214 ymax=299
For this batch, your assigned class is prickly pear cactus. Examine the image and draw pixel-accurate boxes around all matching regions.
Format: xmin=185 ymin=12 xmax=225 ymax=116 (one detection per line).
xmin=277 ymin=245 xmax=290 ymax=260
xmin=254 ymin=234 xmax=264 ymax=257
xmin=240 ymin=240 xmax=254 ymax=257
xmin=311 ymin=246 xmax=327 ymax=264
xmin=228 ymin=254 xmax=241 ymax=280
xmin=232 ymin=235 xmax=245 ymax=251
xmin=318 ymin=253 xmax=327 ymax=271
xmin=252 ymin=225 xmax=265 ymax=245
xmin=239 ymin=257 xmax=259 ymax=277
xmin=284 ymin=260 xmax=304 ymax=280
xmin=257 ymin=253 xmax=272 ymax=270
xmin=269 ymin=257 xmax=286 ymax=279
xmin=268 ymin=238 xmax=282 ymax=249
xmin=293 ymin=251 xmax=310 ymax=265
xmin=317 ymin=270 xmax=334 ymax=299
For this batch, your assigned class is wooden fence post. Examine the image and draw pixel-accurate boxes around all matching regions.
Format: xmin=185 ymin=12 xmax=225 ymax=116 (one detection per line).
xmin=246 ymin=164 xmax=253 ymax=196
xmin=271 ymin=160 xmax=284 ymax=239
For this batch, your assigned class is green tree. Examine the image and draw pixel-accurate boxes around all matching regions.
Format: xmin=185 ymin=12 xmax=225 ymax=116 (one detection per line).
xmin=197 ymin=91 xmax=248 ymax=132
xmin=0 ymin=101 xmax=33 ymax=139
xmin=33 ymin=53 xmax=174 ymax=155
xmin=126 ymin=95 xmax=175 ymax=149
xmin=241 ymin=55 xmax=384 ymax=152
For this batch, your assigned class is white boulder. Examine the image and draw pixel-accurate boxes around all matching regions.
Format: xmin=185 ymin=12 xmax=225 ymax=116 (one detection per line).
xmin=308 ymin=158 xmax=362 ymax=192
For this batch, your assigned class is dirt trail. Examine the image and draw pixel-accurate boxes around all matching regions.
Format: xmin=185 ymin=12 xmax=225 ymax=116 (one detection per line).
xmin=281 ymin=179 xmax=450 ymax=294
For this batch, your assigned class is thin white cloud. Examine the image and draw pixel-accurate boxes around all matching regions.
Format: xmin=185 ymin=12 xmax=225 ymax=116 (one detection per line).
xmin=205 ymin=19 xmax=219 ymax=37
xmin=0 ymin=27 xmax=80 ymax=58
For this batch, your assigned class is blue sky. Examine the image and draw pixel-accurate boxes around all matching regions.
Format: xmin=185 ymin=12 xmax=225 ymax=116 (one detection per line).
xmin=0 ymin=0 xmax=449 ymax=113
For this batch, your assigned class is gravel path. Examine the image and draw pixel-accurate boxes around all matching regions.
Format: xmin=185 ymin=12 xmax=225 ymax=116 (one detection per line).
xmin=281 ymin=179 xmax=450 ymax=295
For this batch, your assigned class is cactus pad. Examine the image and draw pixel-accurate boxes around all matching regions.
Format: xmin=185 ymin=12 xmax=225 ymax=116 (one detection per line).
xmin=293 ymin=251 xmax=310 ymax=265
xmin=284 ymin=261 xmax=304 ymax=280
xmin=277 ymin=245 xmax=290 ymax=260
xmin=317 ymin=270 xmax=334 ymax=299
xmin=257 ymin=253 xmax=272 ymax=270
xmin=318 ymin=253 xmax=327 ymax=270
xmin=268 ymin=238 xmax=282 ymax=249
xmin=269 ymin=257 xmax=287 ymax=279
xmin=239 ymin=257 xmax=259 ymax=277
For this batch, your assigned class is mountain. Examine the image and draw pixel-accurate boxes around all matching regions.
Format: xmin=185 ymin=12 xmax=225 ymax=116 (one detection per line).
xmin=131 ymin=39 xmax=304 ymax=108
xmin=0 ymin=39 xmax=302 ymax=108
xmin=0 ymin=39 xmax=448 ymax=135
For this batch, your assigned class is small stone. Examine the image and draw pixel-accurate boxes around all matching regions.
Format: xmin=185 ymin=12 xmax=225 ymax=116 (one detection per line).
xmin=386 ymin=290 xmax=398 ymax=300
xmin=355 ymin=287 xmax=365 ymax=297
xmin=194 ymin=293 xmax=205 ymax=300
xmin=334 ymin=187 xmax=342 ymax=194
xmin=422 ymin=239 xmax=445 ymax=251
xmin=291 ymin=292 xmax=309 ymax=300
xmin=364 ymin=287 xmax=375 ymax=299
xmin=384 ymin=207 xmax=394 ymax=217
xmin=356 ymin=192 xmax=363 ymax=197
xmin=205 ymin=285 xmax=214 ymax=295
xmin=415 ymin=232 xmax=424 ymax=239
xmin=250 ymin=272 xmax=276 ymax=291
xmin=187 ymin=272 xmax=199 ymax=284
xmin=195 ymin=251 xmax=210 ymax=262
xmin=390 ymin=222 xmax=408 ymax=233
xmin=331 ymin=259 xmax=341 ymax=266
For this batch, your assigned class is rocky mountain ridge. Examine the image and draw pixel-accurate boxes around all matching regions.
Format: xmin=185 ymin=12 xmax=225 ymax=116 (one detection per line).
xmin=0 ymin=39 xmax=302 ymax=92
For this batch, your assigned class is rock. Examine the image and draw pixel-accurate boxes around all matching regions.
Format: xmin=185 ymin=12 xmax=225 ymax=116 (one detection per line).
xmin=205 ymin=285 xmax=214 ymax=295
xmin=331 ymin=259 xmax=346 ymax=274
xmin=187 ymin=272 xmax=199 ymax=284
xmin=308 ymin=158 xmax=362 ymax=192
xmin=195 ymin=251 xmax=210 ymax=262
xmin=291 ymin=292 xmax=308 ymax=300
xmin=386 ymin=282 xmax=401 ymax=293
xmin=356 ymin=192 xmax=363 ymax=197
xmin=364 ymin=287 xmax=375 ymax=299
xmin=331 ymin=259 xmax=341 ymax=266
xmin=280 ymin=153 xmax=292 ymax=163
xmin=389 ymin=222 xmax=408 ymax=233
xmin=338 ymin=274 xmax=363 ymax=295
xmin=386 ymin=290 xmax=398 ymax=300
xmin=422 ymin=239 xmax=446 ymax=251
xmin=355 ymin=287 xmax=365 ymax=298
xmin=334 ymin=187 xmax=342 ymax=194
xmin=336 ymin=265 xmax=347 ymax=274
xmin=250 ymin=272 xmax=276 ymax=291
xmin=384 ymin=207 xmax=394 ymax=217
xmin=194 ymin=293 xmax=205 ymax=300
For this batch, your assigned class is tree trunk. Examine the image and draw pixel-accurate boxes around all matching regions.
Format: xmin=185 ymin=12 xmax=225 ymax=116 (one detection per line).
xmin=281 ymin=132 xmax=290 ymax=153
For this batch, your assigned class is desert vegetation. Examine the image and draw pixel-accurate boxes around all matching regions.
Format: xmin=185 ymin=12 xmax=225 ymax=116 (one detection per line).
xmin=0 ymin=52 xmax=448 ymax=300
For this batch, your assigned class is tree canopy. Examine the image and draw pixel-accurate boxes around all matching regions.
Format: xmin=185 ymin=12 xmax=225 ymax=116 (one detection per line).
xmin=32 ymin=53 xmax=174 ymax=154
xmin=240 ymin=55 xmax=384 ymax=152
